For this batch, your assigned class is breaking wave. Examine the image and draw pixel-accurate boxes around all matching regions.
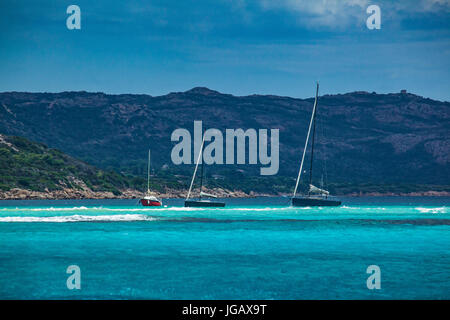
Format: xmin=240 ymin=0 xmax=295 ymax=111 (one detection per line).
xmin=0 ymin=214 xmax=157 ymax=223
xmin=415 ymin=207 xmax=447 ymax=214
xmin=0 ymin=206 xmax=309 ymax=213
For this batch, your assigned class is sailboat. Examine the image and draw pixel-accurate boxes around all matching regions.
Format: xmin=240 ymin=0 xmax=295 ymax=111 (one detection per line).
xmin=139 ymin=150 xmax=162 ymax=207
xmin=185 ymin=136 xmax=225 ymax=207
xmin=291 ymin=83 xmax=342 ymax=207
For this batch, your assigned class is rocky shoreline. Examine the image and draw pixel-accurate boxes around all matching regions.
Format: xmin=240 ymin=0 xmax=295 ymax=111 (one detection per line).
xmin=0 ymin=187 xmax=253 ymax=200
xmin=344 ymin=191 xmax=450 ymax=197
xmin=0 ymin=187 xmax=449 ymax=200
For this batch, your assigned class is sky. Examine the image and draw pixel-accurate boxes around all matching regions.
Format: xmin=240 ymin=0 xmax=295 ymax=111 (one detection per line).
xmin=0 ymin=0 xmax=449 ymax=100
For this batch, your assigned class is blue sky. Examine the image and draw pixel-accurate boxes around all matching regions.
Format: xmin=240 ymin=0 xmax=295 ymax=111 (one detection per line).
xmin=0 ymin=0 xmax=449 ymax=100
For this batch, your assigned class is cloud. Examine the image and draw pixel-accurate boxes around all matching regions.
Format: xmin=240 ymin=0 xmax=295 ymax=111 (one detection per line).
xmin=233 ymin=0 xmax=450 ymax=28
xmin=260 ymin=0 xmax=368 ymax=15
xmin=420 ymin=0 xmax=450 ymax=12
xmin=257 ymin=0 xmax=370 ymax=28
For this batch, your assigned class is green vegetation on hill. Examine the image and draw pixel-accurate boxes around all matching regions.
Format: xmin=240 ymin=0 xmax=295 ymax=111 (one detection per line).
xmin=0 ymin=135 xmax=152 ymax=195
xmin=0 ymin=134 xmax=448 ymax=197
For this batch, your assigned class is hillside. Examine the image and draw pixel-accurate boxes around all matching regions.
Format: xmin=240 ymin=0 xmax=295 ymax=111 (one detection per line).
xmin=0 ymin=88 xmax=449 ymax=194
xmin=0 ymin=134 xmax=148 ymax=198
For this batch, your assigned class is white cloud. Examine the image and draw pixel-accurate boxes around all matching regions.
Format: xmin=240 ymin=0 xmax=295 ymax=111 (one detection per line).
xmin=232 ymin=0 xmax=450 ymax=28
xmin=258 ymin=0 xmax=370 ymax=28
xmin=421 ymin=0 xmax=450 ymax=11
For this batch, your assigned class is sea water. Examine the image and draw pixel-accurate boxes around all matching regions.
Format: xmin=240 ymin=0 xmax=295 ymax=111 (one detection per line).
xmin=0 ymin=197 xmax=448 ymax=299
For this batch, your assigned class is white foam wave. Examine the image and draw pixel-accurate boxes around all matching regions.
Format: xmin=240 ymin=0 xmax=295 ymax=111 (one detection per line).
xmin=415 ymin=207 xmax=446 ymax=214
xmin=0 ymin=214 xmax=156 ymax=223
xmin=0 ymin=206 xmax=300 ymax=213
xmin=341 ymin=206 xmax=362 ymax=210
xmin=0 ymin=206 xmax=90 ymax=212
xmin=341 ymin=206 xmax=386 ymax=210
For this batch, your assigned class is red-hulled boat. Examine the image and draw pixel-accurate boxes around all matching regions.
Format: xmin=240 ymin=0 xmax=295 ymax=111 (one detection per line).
xmin=139 ymin=150 xmax=163 ymax=207
xmin=140 ymin=195 xmax=162 ymax=207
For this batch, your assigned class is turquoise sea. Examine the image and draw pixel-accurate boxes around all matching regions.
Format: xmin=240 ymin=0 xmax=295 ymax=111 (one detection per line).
xmin=0 ymin=197 xmax=449 ymax=300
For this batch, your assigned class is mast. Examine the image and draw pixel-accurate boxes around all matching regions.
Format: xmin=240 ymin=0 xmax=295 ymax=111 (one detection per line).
xmin=186 ymin=135 xmax=206 ymax=200
xmin=293 ymin=82 xmax=319 ymax=198
xmin=199 ymin=150 xmax=204 ymax=199
xmin=147 ymin=149 xmax=151 ymax=194
xmin=308 ymin=94 xmax=318 ymax=192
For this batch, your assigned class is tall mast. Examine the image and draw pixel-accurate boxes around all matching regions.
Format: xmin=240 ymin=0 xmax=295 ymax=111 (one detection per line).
xmin=293 ymin=82 xmax=319 ymax=198
xmin=308 ymin=93 xmax=318 ymax=191
xmin=186 ymin=135 xmax=205 ymax=200
xmin=147 ymin=149 xmax=151 ymax=193
xmin=199 ymin=149 xmax=204 ymax=199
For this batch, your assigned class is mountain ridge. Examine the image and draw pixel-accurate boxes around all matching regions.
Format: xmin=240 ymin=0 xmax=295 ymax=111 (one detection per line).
xmin=0 ymin=87 xmax=444 ymax=102
xmin=0 ymin=87 xmax=448 ymax=194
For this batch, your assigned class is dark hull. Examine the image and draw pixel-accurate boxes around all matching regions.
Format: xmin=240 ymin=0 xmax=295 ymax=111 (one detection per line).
xmin=291 ymin=197 xmax=341 ymax=207
xmin=185 ymin=200 xmax=225 ymax=207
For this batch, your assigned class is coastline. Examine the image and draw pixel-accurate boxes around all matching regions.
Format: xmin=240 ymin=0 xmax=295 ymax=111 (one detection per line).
xmin=0 ymin=187 xmax=449 ymax=200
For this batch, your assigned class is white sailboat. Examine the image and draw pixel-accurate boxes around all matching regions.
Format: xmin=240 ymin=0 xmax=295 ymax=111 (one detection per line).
xmin=291 ymin=83 xmax=342 ymax=207
xmin=185 ymin=135 xmax=225 ymax=207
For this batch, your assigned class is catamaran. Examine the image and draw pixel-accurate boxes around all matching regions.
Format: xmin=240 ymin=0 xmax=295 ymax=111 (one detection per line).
xmin=185 ymin=136 xmax=225 ymax=207
xmin=139 ymin=150 xmax=162 ymax=207
xmin=291 ymin=83 xmax=342 ymax=207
